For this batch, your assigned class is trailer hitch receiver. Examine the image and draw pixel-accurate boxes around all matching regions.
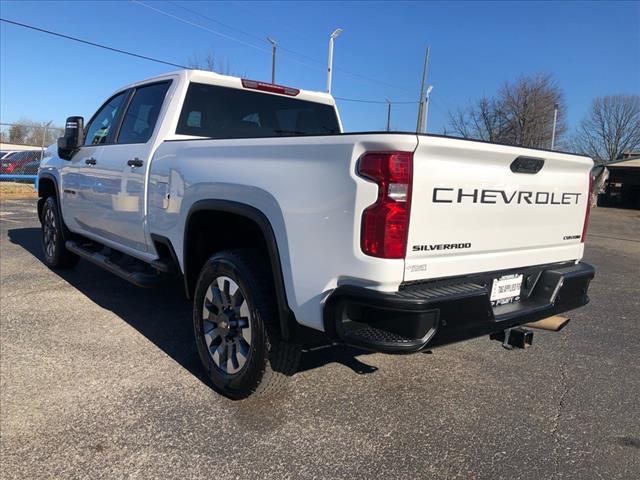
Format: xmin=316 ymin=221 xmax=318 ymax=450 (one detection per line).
xmin=490 ymin=327 xmax=533 ymax=350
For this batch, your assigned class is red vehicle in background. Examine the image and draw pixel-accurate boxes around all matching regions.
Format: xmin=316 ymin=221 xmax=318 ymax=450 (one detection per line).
xmin=0 ymin=150 xmax=43 ymax=174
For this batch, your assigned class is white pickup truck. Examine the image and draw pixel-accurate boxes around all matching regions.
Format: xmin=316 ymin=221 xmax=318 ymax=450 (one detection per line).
xmin=39 ymin=69 xmax=595 ymax=399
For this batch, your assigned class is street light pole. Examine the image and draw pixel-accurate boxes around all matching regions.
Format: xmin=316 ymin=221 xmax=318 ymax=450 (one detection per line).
xmin=551 ymin=103 xmax=558 ymax=150
xmin=267 ymin=37 xmax=277 ymax=84
xmin=422 ymin=85 xmax=434 ymax=133
xmin=326 ymin=28 xmax=342 ymax=93
xmin=386 ymin=99 xmax=391 ymax=131
xmin=416 ymin=46 xmax=431 ymax=132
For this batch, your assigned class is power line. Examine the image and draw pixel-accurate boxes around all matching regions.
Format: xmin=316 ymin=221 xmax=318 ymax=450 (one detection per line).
xmin=429 ymin=96 xmax=451 ymax=116
xmin=0 ymin=17 xmax=442 ymax=115
xmin=169 ymin=1 xmax=324 ymax=68
xmin=3 ymin=2 xmax=415 ymax=96
xmin=335 ymin=96 xmax=418 ymax=105
xmin=138 ymin=0 xmax=411 ymax=92
xmin=229 ymin=0 xmax=320 ymax=45
xmin=0 ymin=18 xmax=188 ymax=69
xmin=224 ymin=0 xmax=412 ymax=92
xmin=132 ymin=0 xmax=322 ymax=72
xmin=169 ymin=1 xmax=270 ymax=45
xmin=132 ymin=0 xmax=270 ymax=55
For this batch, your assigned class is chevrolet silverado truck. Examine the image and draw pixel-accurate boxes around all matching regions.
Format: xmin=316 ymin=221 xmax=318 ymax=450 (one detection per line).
xmin=38 ymin=69 xmax=595 ymax=399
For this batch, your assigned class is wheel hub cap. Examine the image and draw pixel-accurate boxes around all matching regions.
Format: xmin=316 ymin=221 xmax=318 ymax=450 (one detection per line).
xmin=202 ymin=276 xmax=252 ymax=375
xmin=216 ymin=309 xmax=235 ymax=337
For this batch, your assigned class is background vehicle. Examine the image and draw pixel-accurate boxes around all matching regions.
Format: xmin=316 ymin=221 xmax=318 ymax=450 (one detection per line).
xmin=0 ymin=150 xmax=18 ymax=159
xmin=14 ymin=159 xmax=42 ymax=175
xmin=1 ymin=149 xmax=43 ymax=174
xmin=37 ymin=70 xmax=595 ymax=399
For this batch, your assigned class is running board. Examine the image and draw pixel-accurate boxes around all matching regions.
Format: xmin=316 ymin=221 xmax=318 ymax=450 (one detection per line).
xmin=65 ymin=240 xmax=162 ymax=288
xmin=150 ymin=258 xmax=178 ymax=274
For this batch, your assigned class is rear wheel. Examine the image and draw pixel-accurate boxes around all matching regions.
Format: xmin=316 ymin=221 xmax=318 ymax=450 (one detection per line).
xmin=193 ymin=249 xmax=300 ymax=399
xmin=41 ymin=196 xmax=79 ymax=269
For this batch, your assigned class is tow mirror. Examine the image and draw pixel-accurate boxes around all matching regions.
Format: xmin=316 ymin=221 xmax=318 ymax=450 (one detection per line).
xmin=57 ymin=116 xmax=84 ymax=160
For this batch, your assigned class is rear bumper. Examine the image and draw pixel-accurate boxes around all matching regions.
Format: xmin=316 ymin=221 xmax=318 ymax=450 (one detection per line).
xmin=323 ymin=262 xmax=595 ymax=353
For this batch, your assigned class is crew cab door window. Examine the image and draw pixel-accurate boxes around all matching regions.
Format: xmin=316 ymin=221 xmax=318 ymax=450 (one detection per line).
xmin=117 ymin=82 xmax=171 ymax=144
xmin=80 ymin=81 xmax=171 ymax=253
xmin=83 ymin=92 xmax=127 ymax=146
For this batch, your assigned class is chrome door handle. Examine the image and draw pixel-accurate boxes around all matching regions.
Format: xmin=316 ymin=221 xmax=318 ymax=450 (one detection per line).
xmin=85 ymin=157 xmax=97 ymax=165
xmin=127 ymin=158 xmax=143 ymax=168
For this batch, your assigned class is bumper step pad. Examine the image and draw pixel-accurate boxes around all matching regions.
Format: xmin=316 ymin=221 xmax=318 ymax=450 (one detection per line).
xmin=342 ymin=323 xmax=422 ymax=350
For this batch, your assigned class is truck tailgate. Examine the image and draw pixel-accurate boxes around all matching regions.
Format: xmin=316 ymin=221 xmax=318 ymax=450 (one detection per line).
xmin=404 ymin=135 xmax=592 ymax=282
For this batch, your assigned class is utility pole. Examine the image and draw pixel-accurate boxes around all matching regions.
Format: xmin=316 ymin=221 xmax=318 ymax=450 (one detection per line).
xmin=326 ymin=28 xmax=342 ymax=93
xmin=267 ymin=37 xmax=277 ymax=84
xmin=386 ymin=99 xmax=391 ymax=131
xmin=551 ymin=103 xmax=558 ymax=150
xmin=416 ymin=46 xmax=430 ymax=132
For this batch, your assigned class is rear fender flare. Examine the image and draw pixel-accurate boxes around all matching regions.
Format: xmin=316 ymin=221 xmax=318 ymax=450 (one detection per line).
xmin=184 ymin=199 xmax=295 ymax=339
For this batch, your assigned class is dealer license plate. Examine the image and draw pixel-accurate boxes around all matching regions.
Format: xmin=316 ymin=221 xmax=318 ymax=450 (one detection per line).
xmin=490 ymin=274 xmax=523 ymax=306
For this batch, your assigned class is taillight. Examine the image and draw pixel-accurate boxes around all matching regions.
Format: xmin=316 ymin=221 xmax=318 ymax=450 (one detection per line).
xmin=241 ymin=79 xmax=299 ymax=96
xmin=581 ymin=172 xmax=593 ymax=242
xmin=358 ymin=151 xmax=413 ymax=259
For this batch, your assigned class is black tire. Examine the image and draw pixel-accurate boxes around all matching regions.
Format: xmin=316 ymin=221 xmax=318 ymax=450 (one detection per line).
xmin=41 ymin=196 xmax=79 ymax=269
xmin=193 ymin=249 xmax=300 ymax=400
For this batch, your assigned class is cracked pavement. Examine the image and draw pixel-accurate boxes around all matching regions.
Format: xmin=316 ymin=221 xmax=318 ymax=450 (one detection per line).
xmin=1 ymin=198 xmax=639 ymax=479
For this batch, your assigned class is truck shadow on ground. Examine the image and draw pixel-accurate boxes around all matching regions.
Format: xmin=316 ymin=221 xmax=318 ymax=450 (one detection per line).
xmin=8 ymin=227 xmax=380 ymax=388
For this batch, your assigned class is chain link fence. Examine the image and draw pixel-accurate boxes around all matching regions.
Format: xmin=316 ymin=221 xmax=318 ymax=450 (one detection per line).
xmin=1 ymin=122 xmax=63 ymax=189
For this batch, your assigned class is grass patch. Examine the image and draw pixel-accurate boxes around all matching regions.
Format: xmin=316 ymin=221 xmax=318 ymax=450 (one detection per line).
xmin=0 ymin=182 xmax=38 ymax=199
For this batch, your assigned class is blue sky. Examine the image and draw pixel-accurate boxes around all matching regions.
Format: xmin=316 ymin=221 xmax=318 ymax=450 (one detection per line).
xmin=1 ymin=0 xmax=638 ymax=135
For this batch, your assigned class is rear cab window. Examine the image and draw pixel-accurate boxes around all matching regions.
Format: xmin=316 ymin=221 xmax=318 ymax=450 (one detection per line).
xmin=176 ymin=83 xmax=340 ymax=139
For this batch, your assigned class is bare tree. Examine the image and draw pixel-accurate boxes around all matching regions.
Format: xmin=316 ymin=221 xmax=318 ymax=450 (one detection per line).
xmin=7 ymin=123 xmax=27 ymax=144
xmin=448 ymin=74 xmax=566 ymax=149
xmin=500 ymin=74 xmax=567 ymax=148
xmin=573 ymin=95 xmax=640 ymax=164
xmin=449 ymin=96 xmax=509 ymax=143
xmin=187 ymin=51 xmax=234 ymax=75
xmin=1 ymin=120 xmax=62 ymax=147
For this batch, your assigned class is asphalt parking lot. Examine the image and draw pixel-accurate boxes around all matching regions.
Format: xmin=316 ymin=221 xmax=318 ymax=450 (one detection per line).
xmin=1 ymin=197 xmax=638 ymax=479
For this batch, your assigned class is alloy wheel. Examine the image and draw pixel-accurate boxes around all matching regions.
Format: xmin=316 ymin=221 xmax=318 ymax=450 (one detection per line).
xmin=43 ymin=206 xmax=56 ymax=259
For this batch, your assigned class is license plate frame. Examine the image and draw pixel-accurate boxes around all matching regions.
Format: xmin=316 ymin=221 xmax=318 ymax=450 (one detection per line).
xmin=490 ymin=273 xmax=523 ymax=306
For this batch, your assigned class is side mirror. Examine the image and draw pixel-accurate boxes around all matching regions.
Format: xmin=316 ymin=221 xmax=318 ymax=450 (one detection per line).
xmin=57 ymin=116 xmax=84 ymax=160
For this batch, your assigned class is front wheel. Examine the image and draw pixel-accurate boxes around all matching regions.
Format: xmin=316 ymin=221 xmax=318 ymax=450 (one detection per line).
xmin=41 ymin=196 xmax=79 ymax=269
xmin=193 ymin=250 xmax=300 ymax=400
